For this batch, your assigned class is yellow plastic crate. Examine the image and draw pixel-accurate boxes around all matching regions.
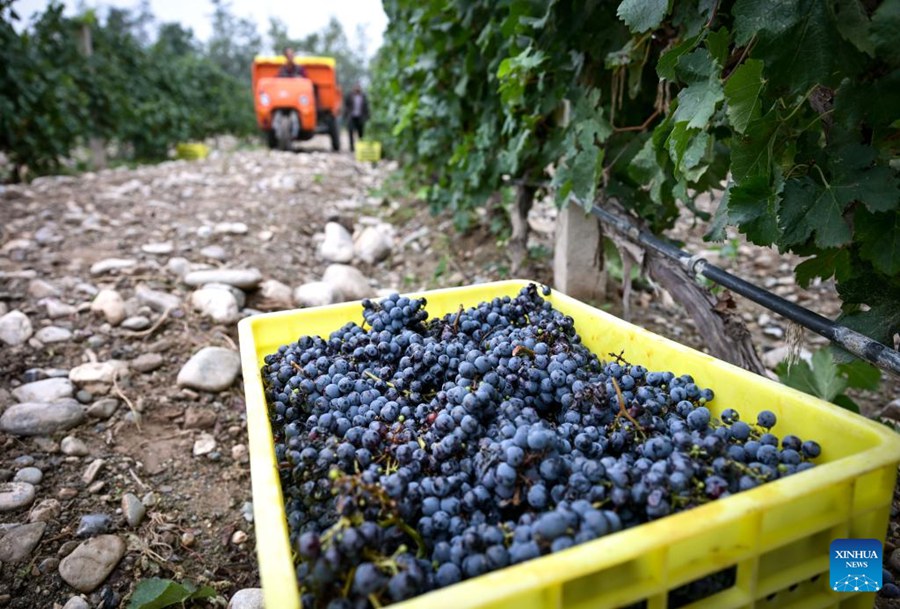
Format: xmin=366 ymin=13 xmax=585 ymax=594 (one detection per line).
xmin=175 ymin=142 xmax=209 ymax=160
xmin=354 ymin=140 xmax=382 ymax=162
xmin=238 ymin=280 xmax=900 ymax=609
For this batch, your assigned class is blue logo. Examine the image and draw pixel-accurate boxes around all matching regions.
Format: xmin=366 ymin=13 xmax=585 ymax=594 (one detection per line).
xmin=830 ymin=539 xmax=882 ymax=592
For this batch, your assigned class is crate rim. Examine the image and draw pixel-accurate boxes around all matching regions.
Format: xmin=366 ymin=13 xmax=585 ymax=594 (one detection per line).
xmin=238 ymin=279 xmax=900 ymax=609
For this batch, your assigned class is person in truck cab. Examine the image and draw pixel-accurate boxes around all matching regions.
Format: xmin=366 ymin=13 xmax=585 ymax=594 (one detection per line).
xmin=278 ymin=47 xmax=307 ymax=78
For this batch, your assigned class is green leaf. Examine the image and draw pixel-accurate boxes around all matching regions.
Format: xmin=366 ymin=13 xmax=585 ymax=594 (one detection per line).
xmin=779 ymin=177 xmax=852 ymax=249
xmin=672 ymin=79 xmax=723 ymax=129
xmin=729 ymin=112 xmax=777 ymax=181
xmin=724 ymin=59 xmax=764 ymax=134
xmin=831 ymin=394 xmax=861 ymax=413
xmin=706 ymin=27 xmax=730 ymax=67
xmin=657 ymin=35 xmax=700 ymax=81
xmin=733 ymin=0 xmax=801 ymax=46
xmin=628 ymin=137 xmax=666 ymax=205
xmin=838 ymin=358 xmax=881 ymax=391
xmin=776 ymin=348 xmax=847 ymax=402
xmin=128 ymin=579 xmax=193 ymax=609
xmin=616 ymin=0 xmax=669 ymax=33
xmin=870 ymin=0 xmax=900 ymax=67
xmin=794 ymin=248 xmax=851 ymax=287
xmin=856 ymin=209 xmax=900 ymax=275
xmin=834 ymin=0 xmax=875 ymax=56
xmin=726 ymin=176 xmax=781 ymax=245
xmin=674 ymin=48 xmax=717 ymax=84
xmin=704 ymin=188 xmax=730 ymax=242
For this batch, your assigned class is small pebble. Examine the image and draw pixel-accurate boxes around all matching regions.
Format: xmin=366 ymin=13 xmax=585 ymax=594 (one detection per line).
xmin=141 ymin=492 xmax=157 ymax=507
xmin=63 ymin=596 xmax=90 ymax=609
xmin=13 ymin=456 xmax=34 ymax=467
xmin=76 ymin=513 xmax=111 ymax=537
xmin=231 ymin=444 xmax=249 ymax=464
xmin=58 ymin=540 xmax=80 ymax=557
xmin=88 ymin=480 xmax=105 ymax=494
xmin=61 ymin=436 xmax=90 ymax=457
xmin=82 ymin=459 xmax=105 ymax=484
xmin=121 ymin=493 xmax=146 ymax=527
xmin=231 ymin=530 xmax=247 ymax=545
xmin=58 ymin=487 xmax=79 ymax=500
xmin=181 ymin=531 xmax=195 ymax=547
xmin=76 ymin=389 xmax=93 ymax=404
xmin=13 ymin=467 xmax=43 ymax=485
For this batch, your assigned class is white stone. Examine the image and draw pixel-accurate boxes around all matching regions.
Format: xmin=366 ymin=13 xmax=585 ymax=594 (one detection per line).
xmin=318 ymin=222 xmax=354 ymax=263
xmin=191 ymin=288 xmax=241 ymax=324
xmin=322 ymin=264 xmax=371 ymax=301
xmin=28 ymin=279 xmax=60 ymax=298
xmin=177 ymin=347 xmax=241 ymax=392
xmin=200 ymin=245 xmax=228 ymax=261
xmin=228 ymin=588 xmax=264 ymax=609
xmin=121 ymin=316 xmax=151 ymax=331
xmin=135 ymin=285 xmax=181 ymax=312
xmin=42 ymin=298 xmax=78 ymax=318
xmin=214 ymin=221 xmax=248 ymax=235
xmin=121 ymin=492 xmax=146 ymax=527
xmin=141 ymin=242 xmax=173 ymax=255
xmin=0 ymin=400 xmax=84 ymax=436
xmin=0 ymin=310 xmax=33 ymax=346
xmin=193 ymin=433 xmax=217 ymax=456
xmin=183 ymin=269 xmax=262 ymax=290
xmin=293 ymin=281 xmax=341 ymax=308
xmin=89 ymin=258 xmax=136 ymax=275
xmin=63 ymin=597 xmax=90 ymax=609
xmin=58 ymin=535 xmax=125 ymax=592
xmin=61 ymin=436 xmax=90 ymax=456
xmin=353 ymin=226 xmax=393 ymax=264
xmin=0 ymin=482 xmax=36 ymax=511
xmin=35 ymin=326 xmax=73 ymax=343
xmin=90 ymin=290 xmax=126 ymax=326
xmin=258 ymin=279 xmax=293 ymax=306
xmin=12 ymin=377 xmax=74 ymax=403
xmin=69 ymin=360 xmax=129 ymax=385
xmin=0 ymin=521 xmax=46 ymax=562
xmin=165 ymin=257 xmax=191 ymax=277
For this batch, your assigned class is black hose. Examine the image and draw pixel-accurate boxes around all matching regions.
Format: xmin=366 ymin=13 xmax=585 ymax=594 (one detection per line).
xmin=586 ymin=203 xmax=900 ymax=376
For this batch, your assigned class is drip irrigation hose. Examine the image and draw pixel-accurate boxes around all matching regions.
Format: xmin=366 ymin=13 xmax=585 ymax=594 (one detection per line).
xmin=580 ymin=200 xmax=900 ymax=376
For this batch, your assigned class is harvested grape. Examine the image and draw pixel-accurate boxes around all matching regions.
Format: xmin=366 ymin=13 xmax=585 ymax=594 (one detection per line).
xmin=262 ymin=284 xmax=821 ymax=607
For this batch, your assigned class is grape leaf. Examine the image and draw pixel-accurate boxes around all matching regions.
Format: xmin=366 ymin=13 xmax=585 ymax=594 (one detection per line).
xmin=616 ymin=0 xmax=668 ymax=33
xmin=628 ymin=137 xmax=666 ymax=205
xmin=657 ymin=34 xmax=700 ymax=81
xmin=779 ymin=176 xmax=852 ymax=248
xmin=838 ymin=302 xmax=900 ymax=353
xmin=839 ymin=358 xmax=881 ymax=391
xmin=674 ymin=48 xmax=717 ymax=84
xmin=725 ymin=176 xmax=781 ymax=245
xmin=706 ymin=27 xmax=730 ymax=67
xmin=856 ymin=209 xmax=900 ymax=275
xmin=127 ymin=578 xmax=213 ymax=609
xmin=834 ymin=165 xmax=899 ymax=213
xmin=733 ymin=0 xmax=801 ymax=45
xmin=729 ymin=112 xmax=777 ymax=181
xmin=776 ymin=348 xmax=848 ymax=402
xmin=704 ymin=187 xmax=730 ymax=242
xmin=834 ymin=0 xmax=875 ymax=56
xmin=672 ymin=79 xmax=723 ymax=129
xmin=724 ymin=59 xmax=765 ymax=134
xmin=870 ymin=0 xmax=900 ymax=67
xmin=794 ymin=248 xmax=851 ymax=287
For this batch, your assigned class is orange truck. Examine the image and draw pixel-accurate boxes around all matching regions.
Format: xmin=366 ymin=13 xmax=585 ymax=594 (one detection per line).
xmin=252 ymin=55 xmax=342 ymax=151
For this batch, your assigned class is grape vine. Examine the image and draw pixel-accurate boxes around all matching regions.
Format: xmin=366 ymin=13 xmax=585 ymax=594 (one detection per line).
xmin=371 ymin=0 xmax=900 ymax=350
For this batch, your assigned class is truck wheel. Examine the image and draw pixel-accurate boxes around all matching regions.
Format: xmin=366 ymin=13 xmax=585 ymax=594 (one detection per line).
xmin=274 ymin=112 xmax=292 ymax=151
xmin=329 ymin=116 xmax=341 ymax=152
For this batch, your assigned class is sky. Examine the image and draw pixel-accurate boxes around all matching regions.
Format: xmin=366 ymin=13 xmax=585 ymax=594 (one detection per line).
xmin=12 ymin=0 xmax=389 ymax=56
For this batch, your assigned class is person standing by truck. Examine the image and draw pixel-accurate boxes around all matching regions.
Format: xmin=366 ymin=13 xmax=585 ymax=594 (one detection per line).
xmin=344 ymin=83 xmax=370 ymax=152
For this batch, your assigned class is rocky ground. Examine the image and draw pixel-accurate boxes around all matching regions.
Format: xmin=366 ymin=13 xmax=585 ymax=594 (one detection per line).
xmin=0 ymin=136 xmax=897 ymax=608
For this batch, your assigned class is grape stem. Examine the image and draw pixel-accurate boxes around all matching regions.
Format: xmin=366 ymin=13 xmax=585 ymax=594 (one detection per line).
xmin=611 ymin=377 xmax=644 ymax=436
xmin=452 ymin=304 xmax=464 ymax=333
xmin=512 ymin=345 xmax=535 ymax=358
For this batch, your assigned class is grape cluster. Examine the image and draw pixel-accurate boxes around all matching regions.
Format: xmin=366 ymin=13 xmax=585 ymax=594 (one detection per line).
xmin=262 ymin=284 xmax=822 ymax=607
